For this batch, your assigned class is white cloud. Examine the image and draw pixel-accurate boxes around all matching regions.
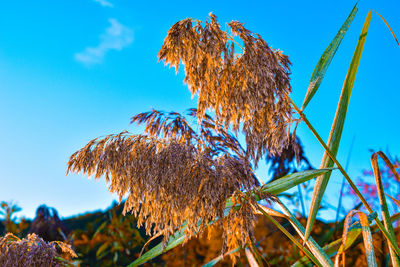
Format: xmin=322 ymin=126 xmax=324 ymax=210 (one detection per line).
xmin=75 ymin=19 xmax=133 ymax=65
xmin=94 ymin=0 xmax=114 ymax=7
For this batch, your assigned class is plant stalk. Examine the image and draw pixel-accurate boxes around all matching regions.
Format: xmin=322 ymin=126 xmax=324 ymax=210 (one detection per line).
xmin=289 ymin=98 xmax=400 ymax=258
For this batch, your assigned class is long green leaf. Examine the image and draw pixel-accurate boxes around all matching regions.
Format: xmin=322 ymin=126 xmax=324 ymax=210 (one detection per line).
xmin=257 ymin=205 xmax=323 ymax=267
xmin=301 ymin=4 xmax=358 ymax=110
xmin=128 ymin=228 xmax=186 ymax=266
xmin=259 ymin=168 xmax=334 ymax=196
xmin=276 ymin=201 xmax=333 ymax=266
xmin=129 ymin=168 xmax=333 ymax=266
xmin=304 ymin=11 xmax=372 ymax=242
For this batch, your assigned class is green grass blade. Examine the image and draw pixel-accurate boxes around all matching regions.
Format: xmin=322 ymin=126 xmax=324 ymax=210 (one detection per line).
xmin=256 ymin=205 xmax=323 ymax=267
xmin=225 ymin=168 xmax=334 ymax=209
xmin=304 ymin=11 xmax=372 ymax=243
xmin=276 ymin=201 xmax=333 ymax=267
xmin=259 ymin=168 xmax=334 ymax=196
xmin=301 ymin=4 xmax=358 ymax=110
xmin=294 ymin=212 xmax=400 ymax=267
xmin=291 ymin=212 xmax=378 ymax=267
xmin=130 ymin=168 xmax=333 ymax=266
xmin=202 ymin=247 xmax=242 ymax=267
xmin=371 ymin=152 xmax=400 ymax=265
xmin=127 ymin=228 xmax=186 ymax=267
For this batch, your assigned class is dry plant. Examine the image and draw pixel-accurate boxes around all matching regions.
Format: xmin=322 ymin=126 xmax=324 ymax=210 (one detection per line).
xmin=68 ymin=14 xmax=292 ymax=259
xmin=158 ymin=13 xmax=293 ymax=164
xmin=68 ymin=108 xmax=275 ymax=257
xmin=68 ymin=5 xmax=400 ymax=267
xmin=0 ymin=233 xmax=76 ymax=267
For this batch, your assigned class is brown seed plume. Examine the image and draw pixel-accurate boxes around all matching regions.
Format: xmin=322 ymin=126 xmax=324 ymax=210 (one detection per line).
xmin=158 ymin=13 xmax=293 ymax=165
xmin=68 ymin=109 xmax=274 ymax=255
xmin=69 ymin=13 xmax=291 ymax=260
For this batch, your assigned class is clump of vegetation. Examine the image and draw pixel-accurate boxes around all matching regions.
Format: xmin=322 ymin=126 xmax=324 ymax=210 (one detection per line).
xmin=0 ymin=233 xmax=76 ymax=267
xmin=67 ymin=3 xmax=400 ymax=266
xmin=0 ymin=202 xmax=30 ymax=237
xmin=67 ymin=13 xmax=294 ymax=257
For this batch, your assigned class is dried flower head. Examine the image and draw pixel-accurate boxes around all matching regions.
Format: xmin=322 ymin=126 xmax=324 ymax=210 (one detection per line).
xmin=69 ymin=13 xmax=291 ymax=261
xmin=67 ymin=109 xmax=275 ymax=256
xmin=159 ymin=13 xmax=293 ymax=165
xmin=0 ymin=233 xmax=76 ymax=267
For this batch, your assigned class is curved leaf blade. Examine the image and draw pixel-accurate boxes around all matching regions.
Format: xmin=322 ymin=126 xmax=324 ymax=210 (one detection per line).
xmin=371 ymin=152 xmax=400 ymax=265
xmin=291 ymin=212 xmax=379 ymax=267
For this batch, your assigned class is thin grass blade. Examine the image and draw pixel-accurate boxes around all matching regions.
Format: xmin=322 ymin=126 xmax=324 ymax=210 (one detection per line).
xmin=301 ymin=4 xmax=358 ymax=110
xmin=304 ymin=11 xmax=372 ymax=243
xmin=128 ymin=228 xmax=186 ymax=267
xmin=292 ymin=212 xmax=400 ymax=267
xmin=256 ymin=204 xmax=323 ymax=267
xmin=386 ymin=193 xmax=400 ymax=208
xmin=256 ymin=204 xmax=287 ymax=218
xmin=202 ymin=247 xmax=242 ymax=267
xmin=276 ymin=200 xmax=333 ymax=267
xmin=334 ymin=210 xmax=377 ymax=267
xmin=371 ymin=151 xmax=400 ymax=265
xmin=293 ymin=213 xmax=400 ymax=267
xmin=372 ymin=10 xmax=400 ymax=47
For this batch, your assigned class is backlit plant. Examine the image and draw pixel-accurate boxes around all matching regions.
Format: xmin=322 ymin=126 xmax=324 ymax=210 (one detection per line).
xmin=68 ymin=4 xmax=400 ymax=266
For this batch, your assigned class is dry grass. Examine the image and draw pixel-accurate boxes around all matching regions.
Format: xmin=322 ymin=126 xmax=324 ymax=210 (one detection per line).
xmin=158 ymin=13 xmax=293 ymax=165
xmin=0 ymin=233 xmax=76 ymax=267
xmin=68 ymin=12 xmax=294 ymax=261
xmin=68 ymin=109 xmax=275 ymax=256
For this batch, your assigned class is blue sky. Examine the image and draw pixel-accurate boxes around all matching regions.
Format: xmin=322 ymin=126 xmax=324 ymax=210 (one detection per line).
xmin=0 ymin=0 xmax=399 ymax=220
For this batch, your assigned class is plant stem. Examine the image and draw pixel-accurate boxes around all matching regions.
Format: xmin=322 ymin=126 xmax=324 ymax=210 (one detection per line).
xmin=256 ymin=205 xmax=323 ymax=267
xmin=289 ymin=98 xmax=400 ymax=258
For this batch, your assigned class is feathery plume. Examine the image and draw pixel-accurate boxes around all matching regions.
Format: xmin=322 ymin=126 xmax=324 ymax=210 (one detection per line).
xmin=68 ymin=109 xmax=274 ymax=256
xmin=158 ymin=13 xmax=293 ymax=165
xmin=69 ymin=13 xmax=292 ymax=259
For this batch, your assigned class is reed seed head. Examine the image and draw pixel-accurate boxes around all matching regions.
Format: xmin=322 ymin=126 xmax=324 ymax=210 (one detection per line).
xmin=68 ymin=109 xmax=275 ymax=256
xmin=158 ymin=13 xmax=293 ymax=165
xmin=69 ymin=13 xmax=292 ymax=260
